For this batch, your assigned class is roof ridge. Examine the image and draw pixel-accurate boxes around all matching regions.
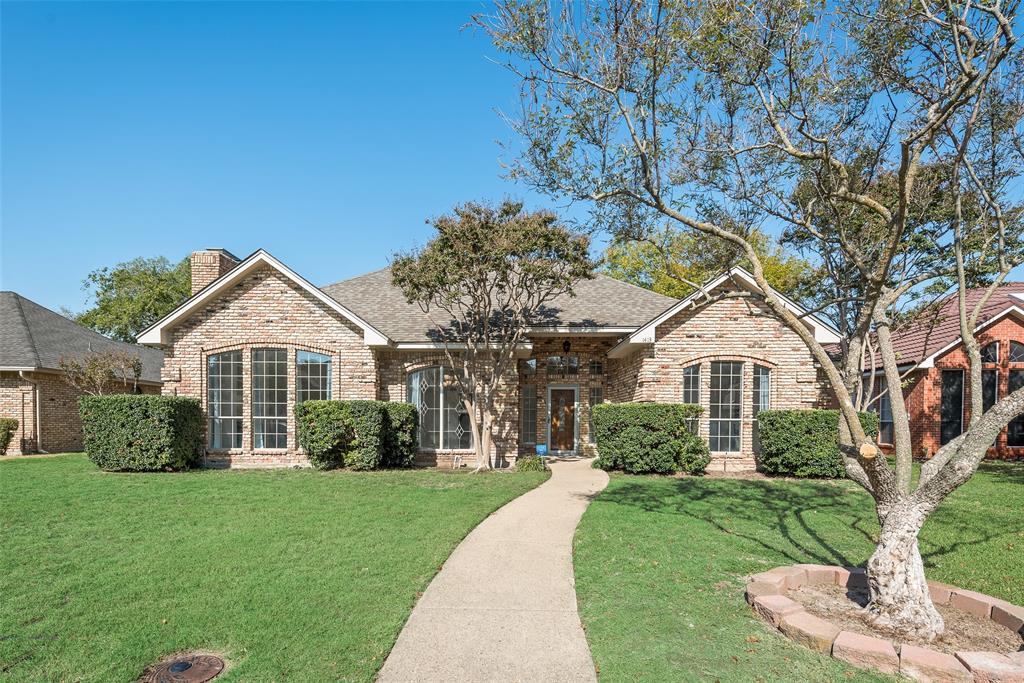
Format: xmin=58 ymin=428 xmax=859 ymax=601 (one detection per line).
xmin=592 ymin=272 xmax=680 ymax=302
xmin=320 ymin=265 xmax=392 ymax=290
xmin=11 ymin=293 xmax=41 ymax=367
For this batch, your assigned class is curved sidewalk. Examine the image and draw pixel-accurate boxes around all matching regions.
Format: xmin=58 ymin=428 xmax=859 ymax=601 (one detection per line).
xmin=377 ymin=457 xmax=609 ymax=682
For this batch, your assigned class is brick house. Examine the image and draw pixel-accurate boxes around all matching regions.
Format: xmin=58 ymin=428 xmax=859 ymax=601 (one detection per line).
xmin=0 ymin=292 xmax=164 ymax=454
xmin=138 ymin=249 xmax=840 ymax=472
xmin=869 ymin=284 xmax=1024 ymax=460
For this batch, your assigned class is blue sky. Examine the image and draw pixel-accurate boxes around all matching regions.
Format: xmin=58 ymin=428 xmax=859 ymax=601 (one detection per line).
xmin=2 ymin=1 xmax=573 ymax=312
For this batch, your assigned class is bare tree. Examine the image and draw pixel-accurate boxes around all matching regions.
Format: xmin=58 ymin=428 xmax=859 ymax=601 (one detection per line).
xmin=391 ymin=201 xmax=595 ymax=471
xmin=60 ymin=350 xmax=143 ymax=396
xmin=480 ymin=0 xmax=1023 ymax=638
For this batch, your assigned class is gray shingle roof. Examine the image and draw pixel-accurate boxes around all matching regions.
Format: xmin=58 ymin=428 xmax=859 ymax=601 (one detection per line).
xmin=322 ymin=268 xmax=678 ymax=342
xmin=0 ymin=292 xmax=164 ymax=383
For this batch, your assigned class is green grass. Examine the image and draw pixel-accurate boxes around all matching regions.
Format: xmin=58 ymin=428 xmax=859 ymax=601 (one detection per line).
xmin=0 ymin=454 xmax=548 ymax=682
xmin=574 ymin=461 xmax=1024 ymax=682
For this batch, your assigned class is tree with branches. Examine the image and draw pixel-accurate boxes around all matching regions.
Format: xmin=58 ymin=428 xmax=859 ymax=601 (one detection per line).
xmin=59 ymin=350 xmax=143 ymax=396
xmin=480 ymin=0 xmax=1023 ymax=638
xmin=392 ymin=200 xmax=595 ymax=471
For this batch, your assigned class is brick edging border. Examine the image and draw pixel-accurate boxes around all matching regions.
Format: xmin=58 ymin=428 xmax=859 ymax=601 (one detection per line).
xmin=745 ymin=564 xmax=1024 ymax=681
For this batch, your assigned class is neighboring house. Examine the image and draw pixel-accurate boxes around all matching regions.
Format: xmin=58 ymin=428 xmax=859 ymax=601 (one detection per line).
xmin=869 ymin=284 xmax=1024 ymax=460
xmin=0 ymin=292 xmax=164 ymax=454
xmin=138 ymin=249 xmax=840 ymax=472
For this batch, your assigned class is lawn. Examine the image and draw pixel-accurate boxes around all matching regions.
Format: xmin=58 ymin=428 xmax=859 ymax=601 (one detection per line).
xmin=573 ymin=460 xmax=1024 ymax=682
xmin=0 ymin=454 xmax=548 ymax=682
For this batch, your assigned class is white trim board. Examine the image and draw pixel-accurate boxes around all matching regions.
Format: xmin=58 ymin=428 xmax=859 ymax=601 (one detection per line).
xmin=137 ymin=250 xmax=391 ymax=347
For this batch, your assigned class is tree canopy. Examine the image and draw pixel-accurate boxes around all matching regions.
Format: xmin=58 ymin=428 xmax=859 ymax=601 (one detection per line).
xmin=604 ymin=227 xmax=814 ymax=299
xmin=75 ymin=256 xmax=191 ymax=342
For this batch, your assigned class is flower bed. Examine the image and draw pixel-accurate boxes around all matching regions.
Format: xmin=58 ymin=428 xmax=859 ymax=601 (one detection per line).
xmin=745 ymin=564 xmax=1024 ymax=681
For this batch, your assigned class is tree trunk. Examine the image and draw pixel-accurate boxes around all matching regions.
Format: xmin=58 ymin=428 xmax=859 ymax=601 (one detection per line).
xmin=866 ymin=505 xmax=944 ymax=640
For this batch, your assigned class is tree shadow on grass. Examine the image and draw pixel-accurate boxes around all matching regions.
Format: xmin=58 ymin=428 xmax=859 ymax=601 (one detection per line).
xmin=596 ymin=477 xmax=875 ymax=568
xmin=973 ymin=459 xmax=1024 ymax=486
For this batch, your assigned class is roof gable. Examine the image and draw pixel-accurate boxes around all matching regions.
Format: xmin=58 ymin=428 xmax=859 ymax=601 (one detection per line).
xmin=608 ymin=267 xmax=840 ymax=358
xmin=137 ymin=250 xmax=391 ymax=347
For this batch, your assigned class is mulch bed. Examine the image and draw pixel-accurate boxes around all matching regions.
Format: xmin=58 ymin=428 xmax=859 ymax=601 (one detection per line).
xmin=789 ymin=583 xmax=1024 ymax=655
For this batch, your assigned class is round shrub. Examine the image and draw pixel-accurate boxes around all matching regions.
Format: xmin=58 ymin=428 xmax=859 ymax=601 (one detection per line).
xmin=381 ymin=402 xmax=418 ymax=468
xmin=756 ymin=409 xmax=879 ymax=478
xmin=294 ymin=401 xmax=355 ymax=469
xmin=677 ymin=434 xmax=711 ymax=474
xmin=515 ymin=455 xmax=547 ymax=472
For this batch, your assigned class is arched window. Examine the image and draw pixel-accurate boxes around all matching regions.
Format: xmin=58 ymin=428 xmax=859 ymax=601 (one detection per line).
xmin=1010 ymin=341 xmax=1024 ymax=363
xmin=407 ymin=367 xmax=472 ymax=450
xmin=981 ymin=342 xmax=999 ymax=364
xmin=297 ymin=350 xmax=332 ymax=402
xmin=208 ymin=350 xmax=242 ymax=449
xmin=681 ymin=364 xmax=700 ymax=405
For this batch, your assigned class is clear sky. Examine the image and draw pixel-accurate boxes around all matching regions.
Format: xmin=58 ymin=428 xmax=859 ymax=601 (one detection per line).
xmin=1 ymin=1 xmax=572 ymax=313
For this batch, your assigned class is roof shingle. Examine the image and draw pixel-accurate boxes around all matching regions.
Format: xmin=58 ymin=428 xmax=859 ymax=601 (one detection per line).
xmin=322 ymin=269 xmax=678 ymax=342
xmin=0 ymin=292 xmax=164 ymax=382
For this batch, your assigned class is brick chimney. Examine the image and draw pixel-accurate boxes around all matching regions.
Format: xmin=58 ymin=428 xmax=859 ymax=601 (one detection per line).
xmin=190 ymin=249 xmax=241 ymax=295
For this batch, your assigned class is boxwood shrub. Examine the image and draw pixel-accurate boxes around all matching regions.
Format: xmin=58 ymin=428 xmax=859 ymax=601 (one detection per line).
xmin=296 ymin=400 xmax=418 ymax=470
xmin=294 ymin=400 xmax=355 ymax=469
xmin=592 ymin=403 xmax=710 ymax=475
xmin=0 ymin=418 xmax=18 ymax=455
xmin=381 ymin=402 xmax=418 ymax=468
xmin=756 ymin=409 xmax=880 ymax=478
xmin=79 ymin=395 xmax=202 ymax=471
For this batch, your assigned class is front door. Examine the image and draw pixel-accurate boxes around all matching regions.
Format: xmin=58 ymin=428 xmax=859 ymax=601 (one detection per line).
xmin=549 ymin=387 xmax=576 ymax=452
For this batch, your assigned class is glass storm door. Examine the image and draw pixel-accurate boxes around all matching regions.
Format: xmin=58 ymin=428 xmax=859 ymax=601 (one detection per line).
xmin=549 ymin=388 xmax=576 ymax=452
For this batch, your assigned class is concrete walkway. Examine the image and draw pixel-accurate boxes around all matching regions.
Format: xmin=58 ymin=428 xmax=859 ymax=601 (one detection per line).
xmin=377 ymin=457 xmax=609 ymax=683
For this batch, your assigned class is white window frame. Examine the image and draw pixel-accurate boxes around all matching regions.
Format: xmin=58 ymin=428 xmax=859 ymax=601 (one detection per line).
xmin=207 ymin=350 xmax=243 ymax=450
xmin=252 ymin=348 xmax=288 ymax=450
xmin=709 ymin=361 xmax=743 ymax=453
xmin=407 ymin=366 xmax=473 ymax=451
xmin=296 ymin=350 xmax=332 ymax=403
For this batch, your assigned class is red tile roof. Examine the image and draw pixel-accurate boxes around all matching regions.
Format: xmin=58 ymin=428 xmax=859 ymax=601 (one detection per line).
xmin=886 ymin=283 xmax=1024 ymax=366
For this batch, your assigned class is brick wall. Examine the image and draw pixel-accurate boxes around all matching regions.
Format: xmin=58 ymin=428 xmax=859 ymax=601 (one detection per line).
xmin=609 ymin=294 xmax=832 ymax=472
xmin=1 ymin=370 xmax=159 ymax=454
xmin=893 ymin=316 xmax=1024 ymax=460
xmin=190 ymin=250 xmax=240 ymax=295
xmin=161 ymin=265 xmax=376 ymax=468
xmin=0 ymin=373 xmax=35 ymax=454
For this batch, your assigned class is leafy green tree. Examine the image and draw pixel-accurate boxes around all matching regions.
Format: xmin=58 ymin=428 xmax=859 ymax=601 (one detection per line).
xmin=392 ymin=201 xmax=595 ymax=471
xmin=76 ymin=257 xmax=191 ymax=342
xmin=604 ymin=227 xmax=814 ymax=299
xmin=481 ymin=0 xmax=1022 ymax=638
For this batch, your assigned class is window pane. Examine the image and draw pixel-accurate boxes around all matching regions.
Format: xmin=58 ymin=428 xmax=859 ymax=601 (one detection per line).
xmin=442 ymin=370 xmax=472 ymax=449
xmin=207 ymin=350 xmax=242 ymax=449
xmin=521 ymin=386 xmax=537 ymax=446
xmin=588 ymin=386 xmax=603 ymax=444
xmin=982 ymin=369 xmax=998 ymax=413
xmin=681 ymin=364 xmax=700 ymax=405
xmin=297 ymin=350 xmax=332 ymax=403
xmin=981 ymin=342 xmax=999 ymax=364
xmin=709 ymin=361 xmax=742 ymax=452
xmin=940 ymin=369 xmax=964 ymax=445
xmin=1009 ymin=370 xmax=1024 ymax=447
xmin=1010 ymin=342 xmax=1024 ymax=363
xmin=588 ymin=359 xmax=604 ymax=376
xmin=253 ymin=348 xmax=288 ymax=449
xmin=752 ymin=365 xmax=770 ymax=454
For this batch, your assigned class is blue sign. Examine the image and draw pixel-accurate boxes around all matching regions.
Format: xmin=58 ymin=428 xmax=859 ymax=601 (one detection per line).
xmin=535 ymin=444 xmax=548 ymax=456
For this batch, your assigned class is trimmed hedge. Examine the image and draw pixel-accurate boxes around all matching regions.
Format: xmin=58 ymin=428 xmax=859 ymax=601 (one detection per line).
xmin=593 ymin=403 xmax=710 ymax=475
xmin=0 ymin=418 xmax=18 ymax=455
xmin=295 ymin=400 xmax=419 ymax=470
xmin=382 ymin=402 xmax=419 ymax=468
xmin=756 ymin=409 xmax=880 ymax=478
xmin=79 ymin=395 xmax=202 ymax=471
xmin=294 ymin=401 xmax=355 ymax=469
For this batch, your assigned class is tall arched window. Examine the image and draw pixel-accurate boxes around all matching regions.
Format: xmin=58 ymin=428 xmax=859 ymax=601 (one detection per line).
xmin=407 ymin=367 xmax=472 ymax=450
xmin=208 ymin=350 xmax=242 ymax=449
